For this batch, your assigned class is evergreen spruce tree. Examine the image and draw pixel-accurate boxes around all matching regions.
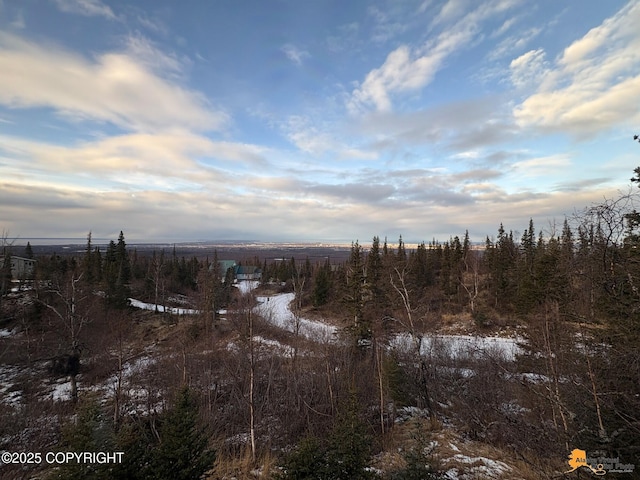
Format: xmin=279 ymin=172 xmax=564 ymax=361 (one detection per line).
xmin=488 ymin=224 xmax=518 ymax=311
xmin=556 ymin=218 xmax=575 ymax=311
xmin=279 ymin=391 xmax=373 ymax=480
xmin=451 ymin=235 xmax=464 ymax=299
xmin=92 ymin=246 xmax=103 ymax=283
xmin=533 ymin=232 xmax=562 ymax=303
xmin=110 ymin=417 xmax=156 ymax=480
xmin=396 ymin=235 xmax=407 ymax=264
xmin=409 ymin=242 xmax=432 ymax=292
xmin=440 ymin=237 xmax=465 ymax=300
xmin=344 ymin=241 xmax=369 ymax=347
xmin=153 ymin=387 xmax=215 ymax=480
xmin=516 ymin=219 xmax=538 ymax=312
xmin=83 ymin=232 xmax=95 ymax=285
xmin=312 ymin=259 xmax=332 ymax=307
xmin=366 ymin=236 xmax=384 ymax=310
xmin=53 ymin=396 xmax=115 ymax=480
xmin=116 ymin=231 xmax=131 ymax=285
xmin=24 ymin=241 xmax=34 ymax=259
xmin=103 ymin=232 xmax=131 ymax=308
xmin=278 ymin=436 xmax=326 ymax=480
xmin=440 ymin=241 xmax=454 ymax=297
xmin=462 ymin=230 xmax=470 ymax=264
xmin=104 ymin=240 xmax=118 ymax=306
xmin=390 ymin=422 xmax=443 ymax=480
xmin=324 ymin=391 xmax=373 ymax=480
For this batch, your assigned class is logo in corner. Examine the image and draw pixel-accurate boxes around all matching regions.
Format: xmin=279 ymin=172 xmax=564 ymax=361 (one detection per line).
xmin=566 ymin=448 xmax=635 ymax=475
xmin=566 ymin=449 xmax=605 ymax=475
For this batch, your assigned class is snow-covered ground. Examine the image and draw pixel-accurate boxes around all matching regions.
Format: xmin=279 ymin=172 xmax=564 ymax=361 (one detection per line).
xmin=128 ymin=298 xmax=198 ymax=315
xmin=235 ymin=280 xmax=260 ymax=294
xmin=444 ymin=455 xmax=513 ymax=479
xmin=0 ymin=364 xmax=23 ymax=406
xmin=128 ymin=281 xmax=259 ymax=315
xmin=0 ymin=328 xmax=18 ymax=337
xmin=127 ymin=280 xmax=521 ymax=360
xmin=391 ymin=333 xmax=522 ymax=361
xmin=227 ymin=335 xmax=296 ymax=358
xmin=255 ymin=292 xmax=337 ymax=342
xmin=49 ymin=379 xmax=73 ymax=402
xmin=126 ymin=277 xmax=520 ymax=365
xmin=251 ymin=290 xmax=521 ymax=360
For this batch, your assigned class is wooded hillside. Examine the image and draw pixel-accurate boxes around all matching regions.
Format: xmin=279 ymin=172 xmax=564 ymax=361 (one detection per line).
xmin=1 ymin=186 xmax=639 ymax=478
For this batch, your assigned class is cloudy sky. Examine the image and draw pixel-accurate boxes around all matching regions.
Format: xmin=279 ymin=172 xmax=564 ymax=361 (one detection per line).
xmin=1 ymin=0 xmax=639 ymax=244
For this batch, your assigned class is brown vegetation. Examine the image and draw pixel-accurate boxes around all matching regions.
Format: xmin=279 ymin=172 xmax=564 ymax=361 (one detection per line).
xmin=2 ymin=186 xmax=640 ymax=478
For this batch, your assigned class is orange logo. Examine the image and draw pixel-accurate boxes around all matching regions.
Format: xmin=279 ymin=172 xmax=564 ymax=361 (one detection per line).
xmin=565 ymin=449 xmax=634 ymax=475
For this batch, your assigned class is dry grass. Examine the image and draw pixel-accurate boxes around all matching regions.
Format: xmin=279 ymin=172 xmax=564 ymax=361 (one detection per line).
xmin=440 ymin=312 xmax=475 ymax=333
xmin=206 ymin=446 xmax=278 ymax=480
xmin=435 ymin=428 xmax=566 ymax=479
xmin=371 ymin=417 xmax=564 ymax=479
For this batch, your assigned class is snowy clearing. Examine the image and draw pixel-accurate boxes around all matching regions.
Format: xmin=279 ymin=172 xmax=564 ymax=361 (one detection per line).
xmin=255 ymin=293 xmax=337 ymax=342
xmin=391 ymin=332 xmax=522 ymax=361
xmin=252 ymin=292 xmax=522 ymax=361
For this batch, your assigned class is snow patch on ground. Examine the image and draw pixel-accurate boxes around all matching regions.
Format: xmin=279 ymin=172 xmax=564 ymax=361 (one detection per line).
xmin=235 ymin=280 xmax=260 ymax=294
xmin=251 ymin=292 xmax=521 ymax=360
xmin=395 ymin=406 xmax=431 ymax=423
xmin=444 ymin=454 xmax=512 ymax=479
xmin=0 ymin=365 xmax=23 ymax=406
xmin=255 ymin=293 xmax=337 ymax=342
xmin=391 ymin=333 xmax=522 ymax=361
xmin=49 ymin=379 xmax=73 ymax=402
xmin=252 ymin=336 xmax=295 ymax=357
xmin=128 ymin=298 xmax=198 ymax=315
xmin=95 ymin=354 xmax=160 ymax=414
xmin=226 ymin=336 xmax=295 ymax=358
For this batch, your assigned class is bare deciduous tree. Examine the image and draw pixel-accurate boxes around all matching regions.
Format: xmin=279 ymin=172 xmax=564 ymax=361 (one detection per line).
xmin=390 ymin=266 xmax=435 ymax=418
xmin=460 ymin=249 xmax=481 ymax=314
xmin=39 ymin=271 xmax=91 ymax=402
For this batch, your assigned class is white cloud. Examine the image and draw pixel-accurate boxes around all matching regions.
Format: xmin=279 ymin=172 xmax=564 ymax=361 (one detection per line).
xmin=51 ymin=0 xmax=116 ymax=19
xmin=281 ymin=44 xmax=310 ymax=66
xmin=489 ymin=26 xmax=541 ymax=61
xmin=367 ymin=5 xmax=407 ymax=43
xmin=431 ymin=0 xmax=470 ymax=27
xmin=491 ymin=16 xmax=518 ymax=38
xmin=283 ymin=115 xmax=377 ymax=160
xmin=123 ymin=33 xmax=185 ymax=75
xmin=349 ymin=44 xmax=443 ymax=112
xmin=417 ymin=0 xmax=433 ymax=14
xmin=354 ymin=96 xmax=516 ymax=152
xmin=136 ymin=13 xmax=168 ymax=35
xmin=0 ymin=154 xmax=623 ymax=243
xmin=349 ymin=0 xmax=520 ymax=113
xmin=0 ymin=32 xmax=226 ymax=132
xmin=514 ymin=1 xmax=640 ymax=136
xmin=512 ymin=154 xmax=571 ymax=177
xmin=0 ymin=131 xmax=268 ymax=193
xmin=510 ymin=48 xmax=547 ymax=89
